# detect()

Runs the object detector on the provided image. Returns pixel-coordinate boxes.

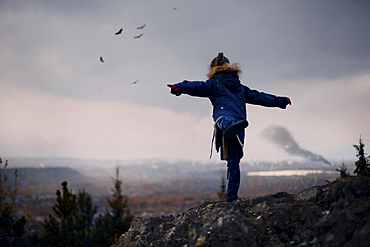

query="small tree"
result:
[76,189,97,242]
[217,177,227,200]
[336,163,350,178]
[0,157,31,239]
[92,166,133,246]
[43,181,78,246]
[43,181,97,247]
[108,167,134,237]
[353,136,370,177]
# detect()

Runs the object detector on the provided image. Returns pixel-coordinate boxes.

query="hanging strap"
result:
[209,116,224,159]
[209,129,215,159]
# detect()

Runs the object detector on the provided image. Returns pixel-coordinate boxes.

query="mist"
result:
[259,125,331,165]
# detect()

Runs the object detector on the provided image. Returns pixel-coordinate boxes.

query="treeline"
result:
[0,162,133,247]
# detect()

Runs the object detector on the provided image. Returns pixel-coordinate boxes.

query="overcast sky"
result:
[1,0,369,164]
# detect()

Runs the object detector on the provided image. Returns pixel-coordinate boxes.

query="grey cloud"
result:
[237,1,370,83]
[1,0,370,117]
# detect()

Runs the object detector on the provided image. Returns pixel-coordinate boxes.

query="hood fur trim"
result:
[207,63,241,79]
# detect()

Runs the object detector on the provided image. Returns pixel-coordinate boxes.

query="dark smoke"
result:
[259,125,331,165]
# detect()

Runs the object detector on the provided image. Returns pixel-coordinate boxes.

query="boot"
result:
[224,119,248,140]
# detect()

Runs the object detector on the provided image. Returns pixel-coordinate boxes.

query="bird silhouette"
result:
[131,80,139,85]
[137,24,146,29]
[100,56,104,63]
[134,33,143,39]
[172,7,178,10]
[115,28,123,35]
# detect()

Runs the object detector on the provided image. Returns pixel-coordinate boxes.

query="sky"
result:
[1,0,370,164]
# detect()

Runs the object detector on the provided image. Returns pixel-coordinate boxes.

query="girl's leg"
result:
[216,116,248,140]
[225,138,243,202]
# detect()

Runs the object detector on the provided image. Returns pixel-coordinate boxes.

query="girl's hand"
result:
[167,84,180,94]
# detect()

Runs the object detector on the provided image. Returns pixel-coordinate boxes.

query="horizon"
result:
[4,155,356,168]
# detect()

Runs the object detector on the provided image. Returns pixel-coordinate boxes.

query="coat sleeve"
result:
[243,85,289,109]
[174,80,214,97]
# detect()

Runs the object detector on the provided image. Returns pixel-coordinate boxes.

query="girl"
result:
[168,53,291,202]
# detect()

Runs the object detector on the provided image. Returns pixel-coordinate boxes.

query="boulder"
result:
[113,176,370,247]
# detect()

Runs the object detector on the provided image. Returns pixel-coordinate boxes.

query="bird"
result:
[137,24,146,29]
[134,33,143,39]
[100,56,104,63]
[131,80,139,85]
[115,28,123,35]
[172,7,178,10]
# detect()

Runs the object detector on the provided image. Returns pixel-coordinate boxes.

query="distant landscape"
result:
[3,157,354,232]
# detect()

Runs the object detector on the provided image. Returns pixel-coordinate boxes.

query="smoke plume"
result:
[259,125,331,165]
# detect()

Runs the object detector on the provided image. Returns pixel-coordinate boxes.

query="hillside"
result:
[2,167,110,196]
[114,176,370,247]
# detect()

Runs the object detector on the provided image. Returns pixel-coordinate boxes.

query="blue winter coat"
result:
[174,64,289,123]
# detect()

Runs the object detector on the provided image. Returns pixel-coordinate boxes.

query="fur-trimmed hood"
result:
[207,63,241,79]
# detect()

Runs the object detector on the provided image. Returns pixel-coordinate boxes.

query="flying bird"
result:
[137,24,146,29]
[100,56,104,63]
[131,80,139,85]
[115,28,123,35]
[134,33,143,39]
[172,7,178,10]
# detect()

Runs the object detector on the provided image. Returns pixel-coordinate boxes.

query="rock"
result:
[112,176,370,247]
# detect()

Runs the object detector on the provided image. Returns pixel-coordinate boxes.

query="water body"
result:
[247,170,337,177]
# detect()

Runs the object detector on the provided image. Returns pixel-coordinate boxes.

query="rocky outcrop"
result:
[113,176,370,247]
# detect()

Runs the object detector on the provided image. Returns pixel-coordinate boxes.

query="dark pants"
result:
[216,116,243,202]
[225,137,243,202]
